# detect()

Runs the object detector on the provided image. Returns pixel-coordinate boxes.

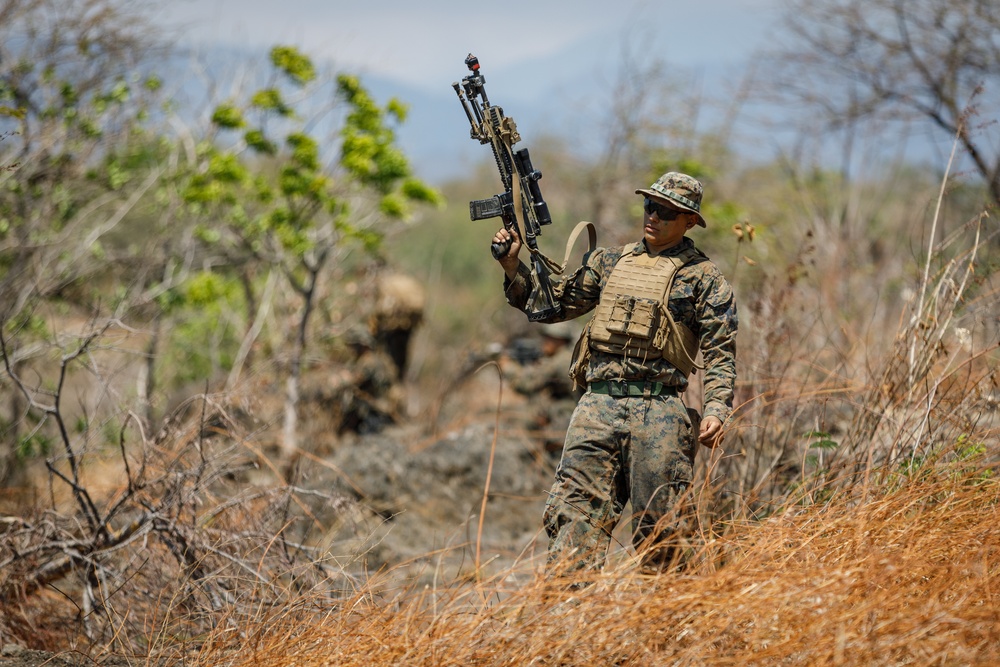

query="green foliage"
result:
[212,103,246,129]
[954,434,986,461]
[337,74,413,198]
[951,434,993,484]
[17,432,52,459]
[159,272,245,388]
[87,128,171,190]
[386,98,409,123]
[0,36,167,303]
[888,434,993,488]
[0,105,26,120]
[379,193,405,218]
[245,129,277,155]
[3,310,49,341]
[165,45,436,407]
[166,309,240,388]
[803,430,839,450]
[401,178,444,205]
[250,89,292,116]
[270,46,316,86]
[185,271,232,306]
[286,133,320,170]
[93,79,130,111]
[703,200,745,231]
[801,431,839,475]
[186,44,440,274]
[208,153,249,184]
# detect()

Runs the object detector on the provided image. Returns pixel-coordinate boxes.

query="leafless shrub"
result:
[0,316,365,655]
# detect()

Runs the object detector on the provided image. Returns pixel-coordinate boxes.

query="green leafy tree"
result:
[184,45,439,456]
[0,0,166,309]
[0,0,167,479]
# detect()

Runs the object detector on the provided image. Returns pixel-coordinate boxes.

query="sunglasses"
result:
[643,198,685,221]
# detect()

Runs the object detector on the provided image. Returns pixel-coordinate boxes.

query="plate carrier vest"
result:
[587,242,703,377]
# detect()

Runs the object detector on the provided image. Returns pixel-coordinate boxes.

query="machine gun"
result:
[452,54,562,322]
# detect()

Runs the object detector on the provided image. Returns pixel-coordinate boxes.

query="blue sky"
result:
[155,1,788,181]
[158,0,783,94]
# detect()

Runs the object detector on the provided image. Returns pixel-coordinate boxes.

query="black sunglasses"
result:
[643,198,684,221]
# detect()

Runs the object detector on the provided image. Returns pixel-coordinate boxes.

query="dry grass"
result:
[161,165,1000,666]
[179,459,999,666]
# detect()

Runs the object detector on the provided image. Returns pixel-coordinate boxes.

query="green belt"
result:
[588,380,676,398]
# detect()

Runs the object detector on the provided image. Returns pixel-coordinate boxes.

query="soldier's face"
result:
[643,197,696,251]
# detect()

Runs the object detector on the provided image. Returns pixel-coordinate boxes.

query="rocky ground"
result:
[305,417,558,587]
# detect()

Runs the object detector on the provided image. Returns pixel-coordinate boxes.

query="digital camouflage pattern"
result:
[504,237,737,423]
[543,390,697,572]
[635,172,707,227]
[503,235,737,571]
[335,340,401,435]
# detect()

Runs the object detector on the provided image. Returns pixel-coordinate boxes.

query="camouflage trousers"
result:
[542,390,697,574]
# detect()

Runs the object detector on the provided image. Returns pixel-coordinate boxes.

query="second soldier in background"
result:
[501,322,583,458]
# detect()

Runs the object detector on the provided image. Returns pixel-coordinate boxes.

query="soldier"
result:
[501,322,582,457]
[493,171,738,574]
[369,272,426,380]
[333,326,401,435]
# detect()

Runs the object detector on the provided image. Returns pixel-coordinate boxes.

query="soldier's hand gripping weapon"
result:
[452,54,562,322]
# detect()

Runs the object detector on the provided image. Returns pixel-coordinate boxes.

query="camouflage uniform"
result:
[501,173,738,573]
[369,272,426,380]
[336,328,401,435]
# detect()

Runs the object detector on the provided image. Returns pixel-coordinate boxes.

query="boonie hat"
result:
[635,171,707,227]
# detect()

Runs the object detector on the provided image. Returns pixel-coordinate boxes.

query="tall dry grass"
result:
[129,160,998,666]
[178,457,998,666]
[167,138,1000,666]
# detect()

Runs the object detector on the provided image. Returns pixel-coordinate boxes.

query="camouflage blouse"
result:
[503,237,738,422]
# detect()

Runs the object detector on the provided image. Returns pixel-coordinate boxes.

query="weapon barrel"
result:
[452,82,477,129]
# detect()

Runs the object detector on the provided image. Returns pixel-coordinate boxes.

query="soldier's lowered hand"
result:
[699,415,723,448]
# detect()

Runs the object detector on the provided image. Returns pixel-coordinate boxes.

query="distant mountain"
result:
[160,37,948,189]
[366,43,752,184]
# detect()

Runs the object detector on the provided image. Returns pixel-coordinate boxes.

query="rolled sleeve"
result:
[503,261,534,310]
[697,273,738,423]
[504,249,608,323]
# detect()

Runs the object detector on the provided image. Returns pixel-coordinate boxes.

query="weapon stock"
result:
[453,53,561,322]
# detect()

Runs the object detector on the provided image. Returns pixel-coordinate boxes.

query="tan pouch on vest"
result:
[568,319,593,392]
[663,317,700,377]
